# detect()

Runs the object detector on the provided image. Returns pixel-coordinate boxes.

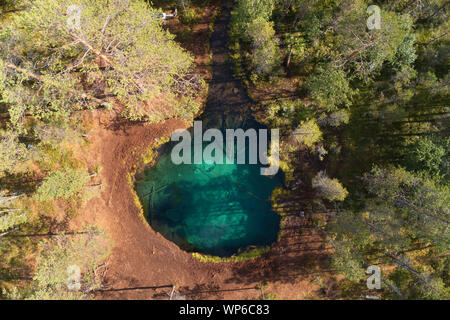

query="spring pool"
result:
[135,132,282,257]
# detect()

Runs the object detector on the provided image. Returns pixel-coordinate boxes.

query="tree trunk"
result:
[2,62,110,108]
[0,227,19,237]
[0,194,25,205]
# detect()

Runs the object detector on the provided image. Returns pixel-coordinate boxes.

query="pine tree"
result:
[34,168,90,201]
[305,66,354,111]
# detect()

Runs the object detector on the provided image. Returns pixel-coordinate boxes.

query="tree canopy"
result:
[0,0,203,132]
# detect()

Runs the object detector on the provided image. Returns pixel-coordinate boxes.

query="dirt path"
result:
[200,0,261,132]
[73,0,333,300]
[204,1,250,112]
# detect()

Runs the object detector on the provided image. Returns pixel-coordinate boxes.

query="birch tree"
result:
[0,0,203,132]
[0,192,28,235]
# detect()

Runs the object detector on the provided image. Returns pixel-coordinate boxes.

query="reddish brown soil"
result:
[74,116,334,299]
[70,1,335,300]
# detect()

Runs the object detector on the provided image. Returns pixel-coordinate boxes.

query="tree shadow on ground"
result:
[176,283,259,300]
[224,214,335,286]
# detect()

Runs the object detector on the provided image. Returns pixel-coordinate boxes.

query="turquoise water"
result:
[136,134,282,257]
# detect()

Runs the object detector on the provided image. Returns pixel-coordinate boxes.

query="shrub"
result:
[291,119,322,148]
[312,171,348,201]
[35,168,90,201]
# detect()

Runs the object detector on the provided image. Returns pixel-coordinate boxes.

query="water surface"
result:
[136,138,282,257]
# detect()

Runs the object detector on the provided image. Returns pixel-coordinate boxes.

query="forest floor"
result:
[71,0,337,300]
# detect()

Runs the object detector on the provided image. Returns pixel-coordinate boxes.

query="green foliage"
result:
[388,268,449,300]
[330,240,366,281]
[312,171,348,202]
[264,99,305,128]
[0,209,28,233]
[35,145,82,173]
[363,166,449,250]
[329,166,449,299]
[177,27,193,43]
[231,0,279,80]
[292,119,322,148]
[234,0,274,35]
[29,229,111,300]
[229,0,449,299]
[34,168,90,201]
[246,17,280,78]
[0,0,22,16]
[392,34,417,70]
[0,131,28,173]
[405,136,449,179]
[192,245,270,262]
[285,32,307,66]
[0,0,202,130]
[317,110,350,127]
[0,192,29,233]
[34,121,84,147]
[179,7,201,26]
[305,67,354,111]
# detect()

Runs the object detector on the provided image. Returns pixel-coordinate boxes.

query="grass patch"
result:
[36,145,83,173]
[176,27,193,43]
[141,136,170,165]
[192,246,270,263]
[179,7,202,26]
